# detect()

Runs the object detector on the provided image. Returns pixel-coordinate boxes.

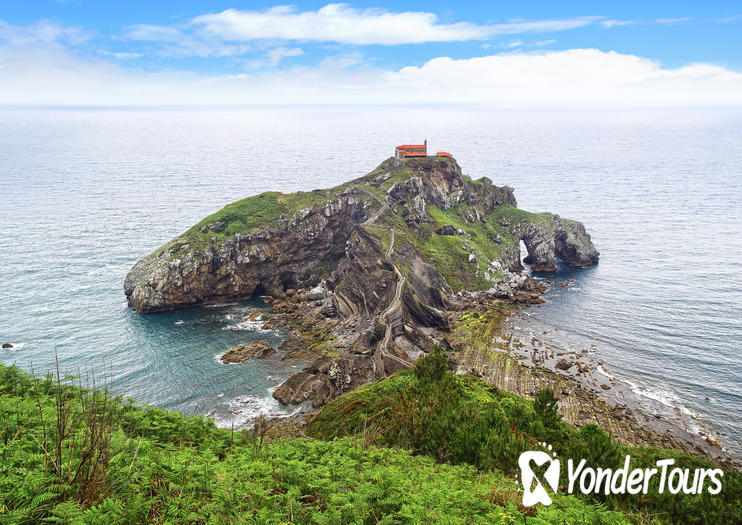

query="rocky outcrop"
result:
[435,225,462,236]
[126,155,599,407]
[553,218,601,268]
[515,214,599,272]
[221,342,275,363]
[125,190,374,313]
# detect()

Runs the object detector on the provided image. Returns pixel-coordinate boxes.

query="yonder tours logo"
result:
[518,443,724,507]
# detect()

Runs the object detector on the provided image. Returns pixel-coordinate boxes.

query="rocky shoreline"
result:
[496,304,739,469]
[248,282,738,470]
[475,318,738,470]
[220,341,275,363]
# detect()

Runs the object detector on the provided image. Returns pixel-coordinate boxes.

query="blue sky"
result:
[1,1,741,106]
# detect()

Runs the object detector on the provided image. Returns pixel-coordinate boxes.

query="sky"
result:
[1,1,742,107]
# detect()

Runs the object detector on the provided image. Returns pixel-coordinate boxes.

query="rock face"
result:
[516,215,600,272]
[126,156,599,407]
[124,190,372,313]
[221,342,275,363]
[435,225,462,236]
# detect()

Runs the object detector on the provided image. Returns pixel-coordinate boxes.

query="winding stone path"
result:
[356,189,412,369]
[378,227,412,368]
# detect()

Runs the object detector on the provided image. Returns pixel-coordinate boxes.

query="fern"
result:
[0,361,739,524]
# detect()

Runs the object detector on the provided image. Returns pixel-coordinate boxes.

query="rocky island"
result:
[125,156,599,407]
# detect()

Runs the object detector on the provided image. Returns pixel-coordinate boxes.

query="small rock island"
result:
[125,151,598,407]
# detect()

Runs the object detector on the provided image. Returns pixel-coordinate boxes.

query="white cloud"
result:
[318,52,364,69]
[99,50,143,60]
[716,14,742,23]
[601,17,693,29]
[249,46,304,68]
[1,38,740,108]
[485,17,601,37]
[383,50,742,106]
[487,39,556,50]
[655,17,692,25]
[266,46,304,66]
[189,5,600,45]
[119,6,604,57]
[123,23,252,58]
[601,19,637,28]
[156,40,252,58]
[117,6,698,58]
[124,24,182,43]
[0,19,91,47]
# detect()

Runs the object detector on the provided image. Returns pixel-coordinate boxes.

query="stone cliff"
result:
[125,156,599,406]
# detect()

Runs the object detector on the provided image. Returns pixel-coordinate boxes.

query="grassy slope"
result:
[384,200,523,292]
[158,188,349,255]
[0,363,629,524]
[157,158,408,257]
[341,159,533,292]
[308,352,742,524]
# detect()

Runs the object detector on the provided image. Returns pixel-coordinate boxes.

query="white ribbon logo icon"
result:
[519,450,560,506]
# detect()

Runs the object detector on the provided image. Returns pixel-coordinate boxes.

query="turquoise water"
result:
[1,107,740,453]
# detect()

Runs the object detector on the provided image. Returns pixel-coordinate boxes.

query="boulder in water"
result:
[221,342,275,363]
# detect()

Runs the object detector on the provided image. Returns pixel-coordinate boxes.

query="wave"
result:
[210,390,302,429]
[221,319,265,332]
[617,376,703,435]
[204,302,239,308]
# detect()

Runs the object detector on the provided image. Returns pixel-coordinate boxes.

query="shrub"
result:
[534,388,561,429]
[570,424,623,470]
[413,345,449,382]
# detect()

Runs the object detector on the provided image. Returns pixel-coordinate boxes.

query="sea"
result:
[1,107,740,455]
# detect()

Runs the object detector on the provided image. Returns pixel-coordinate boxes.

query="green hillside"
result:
[1,362,633,524]
[308,349,742,524]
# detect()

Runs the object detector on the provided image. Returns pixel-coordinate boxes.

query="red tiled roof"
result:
[396,145,426,149]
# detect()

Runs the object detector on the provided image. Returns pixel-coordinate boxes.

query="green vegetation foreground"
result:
[1,355,739,523]
[2,362,630,524]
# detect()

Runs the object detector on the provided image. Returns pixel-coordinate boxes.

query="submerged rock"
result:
[246,311,262,321]
[262,316,286,330]
[221,342,275,364]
